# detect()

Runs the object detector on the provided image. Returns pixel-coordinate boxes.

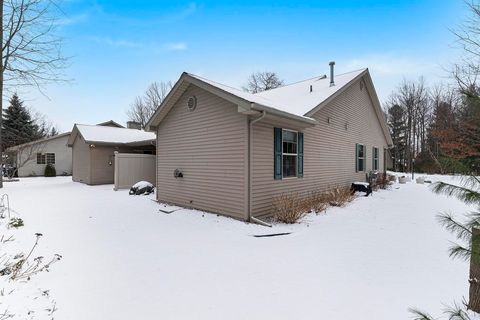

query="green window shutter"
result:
[355,143,359,172]
[274,127,282,180]
[298,132,304,178]
[372,146,375,170]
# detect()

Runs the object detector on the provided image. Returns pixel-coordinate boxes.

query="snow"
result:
[255,69,366,116]
[131,181,154,189]
[353,181,370,186]
[187,73,316,122]
[187,69,365,122]
[0,175,474,319]
[74,124,156,144]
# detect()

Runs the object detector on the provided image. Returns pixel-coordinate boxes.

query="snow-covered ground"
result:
[0,175,474,319]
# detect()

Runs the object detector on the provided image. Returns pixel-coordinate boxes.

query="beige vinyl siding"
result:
[72,135,91,184]
[252,76,389,218]
[71,135,155,186]
[16,134,72,177]
[114,153,156,190]
[90,146,117,185]
[156,84,248,220]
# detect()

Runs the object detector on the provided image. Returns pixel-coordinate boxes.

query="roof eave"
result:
[303,68,393,146]
[7,131,71,151]
[84,139,156,147]
[146,72,254,131]
[252,103,317,126]
[145,73,188,132]
[362,71,394,146]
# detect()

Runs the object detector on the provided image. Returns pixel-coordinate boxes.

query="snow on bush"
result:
[132,181,153,189]
[129,181,154,195]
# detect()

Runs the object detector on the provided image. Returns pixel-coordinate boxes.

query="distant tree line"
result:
[384,79,480,175]
[385,2,480,176]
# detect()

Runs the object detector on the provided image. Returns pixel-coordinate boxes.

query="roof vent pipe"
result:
[329,61,335,87]
[309,85,313,92]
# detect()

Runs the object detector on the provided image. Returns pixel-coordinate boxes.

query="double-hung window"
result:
[356,144,366,172]
[37,153,45,164]
[36,153,55,165]
[274,128,304,180]
[282,130,298,178]
[46,153,55,165]
[372,147,379,171]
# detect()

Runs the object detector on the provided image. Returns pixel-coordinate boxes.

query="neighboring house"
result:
[145,64,393,222]
[96,120,125,128]
[67,122,156,185]
[5,132,72,177]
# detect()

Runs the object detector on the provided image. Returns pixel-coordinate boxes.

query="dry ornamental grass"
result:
[273,186,355,223]
[324,186,355,207]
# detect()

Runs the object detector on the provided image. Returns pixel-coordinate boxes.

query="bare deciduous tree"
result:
[4,140,46,178]
[3,0,67,90]
[0,0,68,187]
[450,1,480,99]
[385,78,429,171]
[126,81,173,129]
[243,71,284,93]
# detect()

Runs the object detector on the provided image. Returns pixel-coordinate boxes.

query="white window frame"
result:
[36,153,45,164]
[282,129,298,179]
[46,153,55,165]
[37,153,55,165]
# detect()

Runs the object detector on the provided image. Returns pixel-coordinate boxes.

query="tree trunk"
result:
[0,0,4,189]
[469,228,480,312]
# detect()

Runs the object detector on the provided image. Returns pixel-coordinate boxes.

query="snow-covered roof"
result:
[187,73,316,122]
[6,132,71,152]
[185,69,367,121]
[146,68,392,145]
[255,69,366,117]
[70,124,155,145]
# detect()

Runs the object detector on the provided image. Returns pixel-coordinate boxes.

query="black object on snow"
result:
[350,183,372,196]
[129,183,155,195]
[253,232,291,238]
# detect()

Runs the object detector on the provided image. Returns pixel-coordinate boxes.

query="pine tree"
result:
[49,127,59,137]
[1,93,41,150]
[409,176,480,319]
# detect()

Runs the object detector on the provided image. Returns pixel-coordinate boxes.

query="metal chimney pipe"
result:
[329,61,335,87]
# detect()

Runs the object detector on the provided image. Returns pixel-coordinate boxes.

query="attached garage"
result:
[67,123,156,185]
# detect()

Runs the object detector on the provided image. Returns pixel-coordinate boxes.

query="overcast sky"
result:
[15,0,467,132]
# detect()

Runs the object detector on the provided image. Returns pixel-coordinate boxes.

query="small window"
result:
[282,130,298,178]
[373,147,379,171]
[356,144,366,172]
[46,153,55,164]
[36,153,45,164]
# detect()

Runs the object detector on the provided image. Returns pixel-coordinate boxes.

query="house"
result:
[145,63,393,222]
[96,120,125,128]
[5,132,72,177]
[67,122,156,185]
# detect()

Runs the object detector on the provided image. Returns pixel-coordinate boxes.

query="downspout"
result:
[248,109,272,227]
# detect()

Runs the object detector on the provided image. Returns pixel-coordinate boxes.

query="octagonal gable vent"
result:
[187,96,197,111]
